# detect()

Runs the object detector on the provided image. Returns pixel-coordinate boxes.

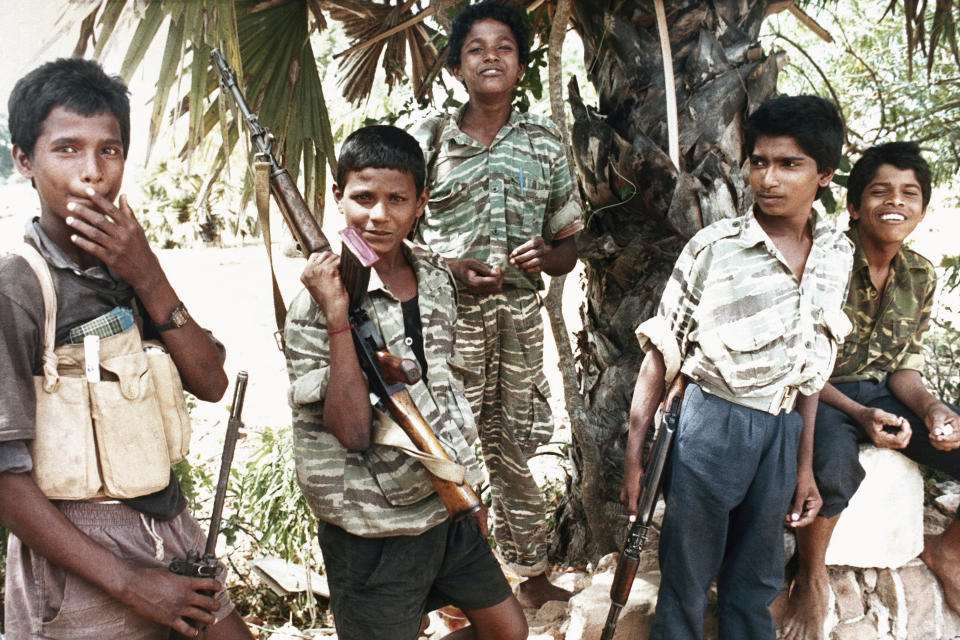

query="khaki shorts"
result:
[4,501,234,639]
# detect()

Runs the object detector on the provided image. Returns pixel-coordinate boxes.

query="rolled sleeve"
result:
[0,440,32,474]
[636,316,682,385]
[284,290,332,413]
[542,153,583,244]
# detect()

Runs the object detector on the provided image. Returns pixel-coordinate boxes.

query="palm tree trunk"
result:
[554,0,784,561]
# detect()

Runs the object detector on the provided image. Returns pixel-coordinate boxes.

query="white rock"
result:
[825,446,924,569]
[565,570,659,640]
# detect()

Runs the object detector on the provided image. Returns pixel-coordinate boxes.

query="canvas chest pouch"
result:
[15,244,191,500]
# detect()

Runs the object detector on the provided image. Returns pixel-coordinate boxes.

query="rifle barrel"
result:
[204,371,247,557]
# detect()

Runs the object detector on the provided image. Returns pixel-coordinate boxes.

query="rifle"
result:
[210,50,482,519]
[600,375,686,640]
[169,370,248,633]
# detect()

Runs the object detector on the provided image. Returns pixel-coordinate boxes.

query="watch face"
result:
[172,306,189,327]
[158,304,190,330]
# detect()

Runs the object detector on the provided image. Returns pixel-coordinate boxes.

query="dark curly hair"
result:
[446,1,530,70]
[8,57,130,159]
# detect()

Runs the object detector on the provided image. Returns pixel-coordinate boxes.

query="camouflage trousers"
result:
[456,289,554,576]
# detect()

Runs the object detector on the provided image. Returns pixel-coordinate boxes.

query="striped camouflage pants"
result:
[456,289,554,576]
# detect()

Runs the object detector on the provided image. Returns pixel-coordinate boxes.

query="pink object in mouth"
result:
[339,227,379,267]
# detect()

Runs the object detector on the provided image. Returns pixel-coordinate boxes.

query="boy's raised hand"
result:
[65,188,165,292]
[302,251,350,327]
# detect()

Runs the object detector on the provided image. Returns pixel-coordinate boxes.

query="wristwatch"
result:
[156,304,190,331]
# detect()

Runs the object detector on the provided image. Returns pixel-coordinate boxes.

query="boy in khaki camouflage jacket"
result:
[283,125,526,640]
[781,142,960,640]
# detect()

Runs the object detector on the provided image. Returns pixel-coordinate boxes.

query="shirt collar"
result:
[365,241,440,298]
[739,207,835,250]
[847,224,913,290]
[442,103,519,152]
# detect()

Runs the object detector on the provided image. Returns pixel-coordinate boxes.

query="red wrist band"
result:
[326,324,354,335]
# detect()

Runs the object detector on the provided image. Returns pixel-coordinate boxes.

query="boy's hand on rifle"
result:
[65,189,165,292]
[119,566,221,636]
[447,257,503,294]
[302,251,350,326]
[619,460,645,522]
[785,469,822,528]
[857,406,911,449]
[508,236,547,274]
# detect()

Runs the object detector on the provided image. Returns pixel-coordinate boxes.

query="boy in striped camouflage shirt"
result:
[284,125,526,640]
[412,1,582,607]
[621,95,854,640]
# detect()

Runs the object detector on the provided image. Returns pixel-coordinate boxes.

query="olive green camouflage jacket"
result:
[830,225,937,383]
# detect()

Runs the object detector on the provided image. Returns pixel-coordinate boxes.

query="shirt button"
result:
[405,336,414,346]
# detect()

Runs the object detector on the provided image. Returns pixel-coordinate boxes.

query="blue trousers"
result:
[650,383,803,640]
[814,378,960,518]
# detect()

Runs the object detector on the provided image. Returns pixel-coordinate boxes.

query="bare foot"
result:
[769,586,789,628]
[515,573,573,609]
[780,569,830,640]
[920,532,960,614]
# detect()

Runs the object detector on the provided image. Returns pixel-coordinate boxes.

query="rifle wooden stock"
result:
[269,168,331,257]
[600,375,687,640]
[375,350,422,385]
[386,389,483,516]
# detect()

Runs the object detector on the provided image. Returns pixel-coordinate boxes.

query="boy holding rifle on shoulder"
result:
[284,125,526,640]
[620,95,853,640]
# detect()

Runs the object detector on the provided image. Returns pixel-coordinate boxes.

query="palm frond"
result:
[882,0,960,75]
[65,0,335,221]
[327,0,440,105]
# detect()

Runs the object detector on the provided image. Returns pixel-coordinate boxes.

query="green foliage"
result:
[137,160,240,248]
[922,310,960,406]
[940,255,960,293]
[763,1,960,196]
[173,457,215,512]
[225,426,316,563]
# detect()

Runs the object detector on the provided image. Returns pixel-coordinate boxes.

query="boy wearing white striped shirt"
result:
[621,95,854,640]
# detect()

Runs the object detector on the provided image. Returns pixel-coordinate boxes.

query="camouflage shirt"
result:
[830,225,936,383]
[284,243,484,537]
[411,106,583,291]
[637,209,853,400]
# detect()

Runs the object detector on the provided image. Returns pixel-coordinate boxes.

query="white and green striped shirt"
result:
[637,210,853,401]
